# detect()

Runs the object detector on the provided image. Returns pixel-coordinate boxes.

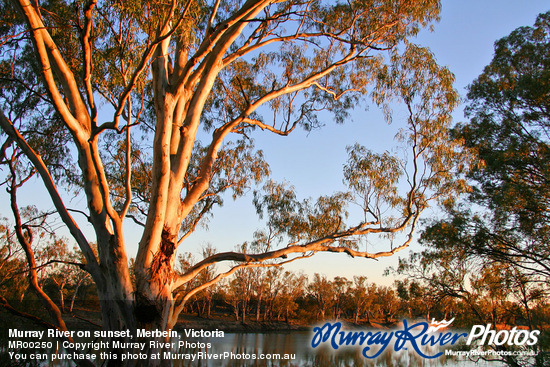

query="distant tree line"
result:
[4,222,546,331]
[180,267,549,330]
[0,216,96,317]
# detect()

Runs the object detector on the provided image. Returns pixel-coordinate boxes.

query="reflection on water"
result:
[175,331,502,367]
[1,331,507,367]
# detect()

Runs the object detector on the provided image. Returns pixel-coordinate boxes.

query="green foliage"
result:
[344,144,403,219]
[462,11,550,240]
[423,11,550,279]
[253,180,352,243]
[393,13,550,357]
[371,44,468,206]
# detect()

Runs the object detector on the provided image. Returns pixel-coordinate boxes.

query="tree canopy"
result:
[394,11,550,365]
[421,11,550,279]
[0,0,466,365]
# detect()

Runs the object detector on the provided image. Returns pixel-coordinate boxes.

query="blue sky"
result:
[185,0,550,283]
[4,1,549,284]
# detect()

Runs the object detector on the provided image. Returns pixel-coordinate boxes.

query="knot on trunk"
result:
[160,229,175,258]
[150,228,176,279]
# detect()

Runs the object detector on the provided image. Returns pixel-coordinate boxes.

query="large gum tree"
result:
[0,0,466,365]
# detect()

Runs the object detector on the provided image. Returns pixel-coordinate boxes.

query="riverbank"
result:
[173,314,399,333]
[175,314,309,333]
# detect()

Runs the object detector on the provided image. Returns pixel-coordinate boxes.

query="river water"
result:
[174,331,505,367]
[2,330,510,366]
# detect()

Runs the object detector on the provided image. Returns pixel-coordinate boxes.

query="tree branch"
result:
[180,47,360,216]
[174,213,418,290]
[81,0,98,127]
[0,110,99,276]
[14,0,90,137]
[12,259,87,276]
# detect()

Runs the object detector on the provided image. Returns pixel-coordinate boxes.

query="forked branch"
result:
[0,110,99,277]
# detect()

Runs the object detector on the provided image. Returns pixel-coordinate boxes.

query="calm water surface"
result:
[1,331,508,366]
[175,331,504,367]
